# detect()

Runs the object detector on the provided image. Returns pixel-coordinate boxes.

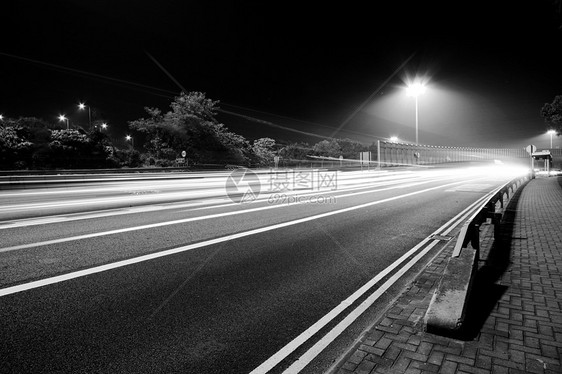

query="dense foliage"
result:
[541,95,562,135]
[0,117,116,170]
[1,92,374,170]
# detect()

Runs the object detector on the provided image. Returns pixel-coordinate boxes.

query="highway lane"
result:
[0,169,430,220]
[0,165,527,373]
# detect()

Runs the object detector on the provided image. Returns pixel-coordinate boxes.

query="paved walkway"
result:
[331,177,562,374]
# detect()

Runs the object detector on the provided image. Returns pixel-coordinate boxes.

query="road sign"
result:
[525,145,537,155]
[176,157,186,164]
[181,150,187,157]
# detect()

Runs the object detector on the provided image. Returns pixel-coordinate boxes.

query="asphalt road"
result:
[0,165,527,373]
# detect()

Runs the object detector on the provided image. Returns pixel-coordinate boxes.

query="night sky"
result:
[2,1,562,148]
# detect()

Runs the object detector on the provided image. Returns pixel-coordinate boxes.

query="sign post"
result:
[526,145,536,179]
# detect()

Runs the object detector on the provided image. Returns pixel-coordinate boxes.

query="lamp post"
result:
[406,81,426,144]
[125,135,134,149]
[78,102,92,129]
[58,114,69,129]
[547,129,556,148]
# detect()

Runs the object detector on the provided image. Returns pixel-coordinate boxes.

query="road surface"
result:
[0,165,527,373]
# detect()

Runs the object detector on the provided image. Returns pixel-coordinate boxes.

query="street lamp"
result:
[406,81,426,144]
[547,129,556,148]
[78,102,92,128]
[125,135,134,149]
[389,136,399,143]
[58,114,69,129]
[101,122,108,130]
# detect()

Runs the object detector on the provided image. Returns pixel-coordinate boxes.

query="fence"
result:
[375,141,530,167]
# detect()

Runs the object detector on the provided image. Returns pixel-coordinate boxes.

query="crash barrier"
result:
[424,174,529,334]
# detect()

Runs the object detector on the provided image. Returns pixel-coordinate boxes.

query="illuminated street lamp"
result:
[406,81,426,144]
[125,135,134,149]
[389,136,399,143]
[101,122,108,130]
[78,102,92,128]
[547,129,556,148]
[58,114,69,129]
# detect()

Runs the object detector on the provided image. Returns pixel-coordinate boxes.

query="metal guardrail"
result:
[424,173,530,334]
[450,174,529,259]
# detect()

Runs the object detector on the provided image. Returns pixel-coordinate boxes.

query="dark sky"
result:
[2,1,562,148]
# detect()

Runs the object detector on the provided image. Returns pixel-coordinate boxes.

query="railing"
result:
[451,174,529,259]
[424,173,530,334]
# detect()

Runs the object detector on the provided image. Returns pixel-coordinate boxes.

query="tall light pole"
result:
[78,102,91,129]
[406,81,426,144]
[547,129,556,148]
[58,114,69,129]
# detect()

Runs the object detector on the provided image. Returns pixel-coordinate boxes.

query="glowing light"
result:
[406,82,426,97]
[101,123,108,129]
[389,136,398,143]
[547,129,556,148]
[58,114,67,121]
[78,103,86,110]
[125,135,132,141]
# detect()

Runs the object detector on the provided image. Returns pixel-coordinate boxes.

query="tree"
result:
[252,137,276,166]
[313,139,341,158]
[129,92,250,165]
[541,95,562,135]
[335,138,367,159]
[279,142,313,160]
[0,125,33,169]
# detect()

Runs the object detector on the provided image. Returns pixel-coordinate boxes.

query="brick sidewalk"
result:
[330,177,562,374]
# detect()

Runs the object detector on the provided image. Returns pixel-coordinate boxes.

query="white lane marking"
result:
[249,192,492,374]
[0,178,475,297]
[0,176,461,253]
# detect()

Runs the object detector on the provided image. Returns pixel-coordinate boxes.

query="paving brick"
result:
[432,344,462,356]
[402,351,428,363]
[359,344,385,356]
[417,341,433,356]
[475,354,491,370]
[347,350,368,364]
[383,345,401,361]
[374,337,393,350]
[354,360,375,374]
[457,364,490,374]
[427,351,444,366]
[392,356,411,372]
[392,342,418,352]
[439,360,457,374]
